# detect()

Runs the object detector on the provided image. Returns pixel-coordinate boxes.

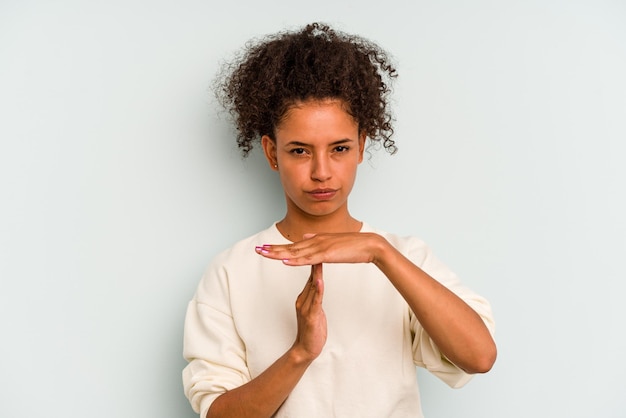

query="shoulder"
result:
[364,223,431,266]
[365,223,469,294]
[193,223,284,301]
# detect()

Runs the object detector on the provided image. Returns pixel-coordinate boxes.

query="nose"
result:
[311,153,331,182]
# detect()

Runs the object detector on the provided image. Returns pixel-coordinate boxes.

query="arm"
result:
[207,264,326,418]
[257,233,496,375]
[372,237,496,374]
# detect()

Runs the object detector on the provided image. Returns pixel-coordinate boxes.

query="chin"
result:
[300,205,342,218]
[288,196,347,218]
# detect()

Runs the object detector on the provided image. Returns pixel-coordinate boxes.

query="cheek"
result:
[278,169,301,192]
[343,159,360,178]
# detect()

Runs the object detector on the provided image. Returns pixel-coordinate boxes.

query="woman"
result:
[183,22,496,418]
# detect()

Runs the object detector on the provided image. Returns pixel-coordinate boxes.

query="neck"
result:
[276,207,362,242]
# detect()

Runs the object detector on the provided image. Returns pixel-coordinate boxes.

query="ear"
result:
[357,131,366,163]
[261,135,279,171]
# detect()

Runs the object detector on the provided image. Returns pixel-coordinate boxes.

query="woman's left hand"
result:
[255,232,386,266]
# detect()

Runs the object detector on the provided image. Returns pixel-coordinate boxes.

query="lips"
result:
[307,188,337,200]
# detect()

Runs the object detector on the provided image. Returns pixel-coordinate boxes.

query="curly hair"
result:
[214,22,398,157]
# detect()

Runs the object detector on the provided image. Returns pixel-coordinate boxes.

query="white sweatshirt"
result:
[183,222,495,418]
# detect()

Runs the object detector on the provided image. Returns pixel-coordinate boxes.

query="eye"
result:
[334,145,350,153]
[290,148,307,155]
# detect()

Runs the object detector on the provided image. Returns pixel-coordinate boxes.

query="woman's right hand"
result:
[291,263,327,363]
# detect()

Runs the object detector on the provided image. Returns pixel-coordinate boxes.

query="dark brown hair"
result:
[215,22,398,156]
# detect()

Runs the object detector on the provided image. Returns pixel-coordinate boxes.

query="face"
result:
[262,99,365,220]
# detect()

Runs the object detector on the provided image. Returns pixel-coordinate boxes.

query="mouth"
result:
[307,188,337,200]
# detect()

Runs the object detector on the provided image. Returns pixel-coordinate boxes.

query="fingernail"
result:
[282,259,290,264]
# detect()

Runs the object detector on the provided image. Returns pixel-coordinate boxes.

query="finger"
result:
[299,265,320,313]
[282,241,322,265]
[257,234,319,255]
[311,263,322,282]
[297,265,316,305]
[300,264,323,313]
[255,243,310,261]
[310,264,324,307]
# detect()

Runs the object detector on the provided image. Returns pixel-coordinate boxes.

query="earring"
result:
[274,164,278,168]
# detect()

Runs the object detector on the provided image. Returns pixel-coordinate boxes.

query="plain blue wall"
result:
[1,1,625,417]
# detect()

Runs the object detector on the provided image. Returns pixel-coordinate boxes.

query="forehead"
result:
[275,99,359,141]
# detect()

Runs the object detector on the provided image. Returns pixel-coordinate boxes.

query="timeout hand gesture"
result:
[253,232,386,363]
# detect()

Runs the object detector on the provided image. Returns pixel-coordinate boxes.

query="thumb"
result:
[311,263,323,282]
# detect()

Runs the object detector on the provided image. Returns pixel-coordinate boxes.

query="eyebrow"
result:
[285,138,354,147]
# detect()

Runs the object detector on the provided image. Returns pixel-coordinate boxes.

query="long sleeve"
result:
[400,235,496,388]
[182,256,252,418]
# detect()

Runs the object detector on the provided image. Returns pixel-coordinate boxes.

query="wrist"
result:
[370,233,392,267]
[287,345,317,367]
